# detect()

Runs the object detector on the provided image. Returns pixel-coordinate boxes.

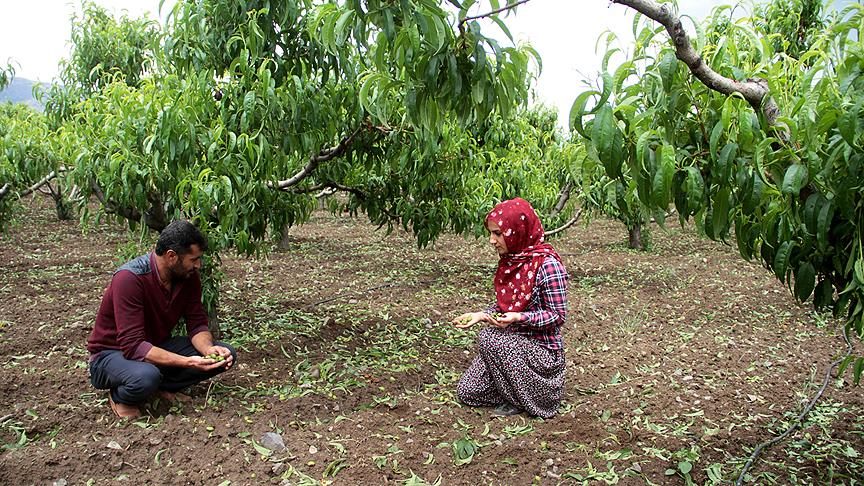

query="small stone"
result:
[309,445,318,454]
[260,432,286,453]
[279,480,293,486]
[271,462,286,476]
[545,458,554,467]
[308,367,320,379]
[106,440,122,450]
[52,480,68,486]
[631,463,642,473]
[149,437,162,446]
[348,299,358,304]
[110,460,123,471]
[333,404,340,412]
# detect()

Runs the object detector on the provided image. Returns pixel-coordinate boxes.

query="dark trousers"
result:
[89,336,237,405]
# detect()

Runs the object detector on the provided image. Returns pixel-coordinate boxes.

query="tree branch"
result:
[21,168,67,198]
[460,0,534,26]
[544,208,583,238]
[271,125,364,191]
[315,187,337,199]
[90,180,136,220]
[549,181,573,219]
[611,0,782,128]
[90,180,167,231]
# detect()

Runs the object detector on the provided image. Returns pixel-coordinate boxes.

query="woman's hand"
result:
[451,312,488,329]
[489,312,522,328]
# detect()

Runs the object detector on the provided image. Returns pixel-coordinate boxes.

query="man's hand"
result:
[203,345,233,370]
[186,355,229,372]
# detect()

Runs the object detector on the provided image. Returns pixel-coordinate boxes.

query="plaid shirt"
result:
[486,256,568,350]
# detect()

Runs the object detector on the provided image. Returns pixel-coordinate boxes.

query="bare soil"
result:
[0,197,862,485]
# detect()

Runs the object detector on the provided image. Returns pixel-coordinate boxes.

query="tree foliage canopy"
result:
[573,0,864,336]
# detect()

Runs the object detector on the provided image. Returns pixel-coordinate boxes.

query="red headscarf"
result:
[486,197,562,312]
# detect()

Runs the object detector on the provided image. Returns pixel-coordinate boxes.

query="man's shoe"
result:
[108,394,142,418]
[155,390,193,404]
[491,403,522,417]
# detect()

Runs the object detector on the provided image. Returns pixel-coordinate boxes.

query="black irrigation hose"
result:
[735,321,854,485]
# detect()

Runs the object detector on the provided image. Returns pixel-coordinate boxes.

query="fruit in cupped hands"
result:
[489,312,505,320]
[205,353,225,362]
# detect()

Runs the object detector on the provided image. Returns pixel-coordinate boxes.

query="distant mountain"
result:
[0,77,47,111]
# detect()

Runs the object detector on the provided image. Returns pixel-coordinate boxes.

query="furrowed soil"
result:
[1,197,862,485]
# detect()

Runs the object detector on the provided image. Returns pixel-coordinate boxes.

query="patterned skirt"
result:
[456,327,565,419]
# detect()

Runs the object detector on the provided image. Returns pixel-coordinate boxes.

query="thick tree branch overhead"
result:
[20,167,67,198]
[610,0,781,127]
[272,125,365,191]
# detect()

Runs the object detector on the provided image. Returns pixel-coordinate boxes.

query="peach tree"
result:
[574,0,864,345]
[28,1,574,321]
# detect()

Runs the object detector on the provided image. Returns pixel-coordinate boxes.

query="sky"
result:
[0,0,853,125]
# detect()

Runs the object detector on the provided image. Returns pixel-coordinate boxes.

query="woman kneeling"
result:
[452,197,568,419]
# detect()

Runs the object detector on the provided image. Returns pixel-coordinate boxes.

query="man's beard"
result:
[169,261,192,282]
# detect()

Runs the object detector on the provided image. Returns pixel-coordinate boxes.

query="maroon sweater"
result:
[87,252,209,361]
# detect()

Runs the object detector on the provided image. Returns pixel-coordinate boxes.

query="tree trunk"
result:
[628,223,644,250]
[276,224,291,251]
[208,306,220,340]
[53,195,74,221]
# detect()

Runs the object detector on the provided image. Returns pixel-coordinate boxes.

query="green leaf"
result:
[453,436,478,466]
[716,142,738,183]
[592,104,623,179]
[651,143,675,208]
[813,279,834,310]
[781,164,808,195]
[711,187,730,240]
[684,167,705,212]
[773,240,794,281]
[816,200,834,252]
[838,104,859,146]
[657,50,678,92]
[736,217,754,260]
[251,440,272,457]
[794,262,816,302]
[678,461,692,475]
[854,357,864,386]
[334,9,355,47]
[855,259,864,287]
[709,120,723,158]
[838,354,855,377]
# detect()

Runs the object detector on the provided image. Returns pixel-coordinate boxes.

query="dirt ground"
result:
[0,197,862,485]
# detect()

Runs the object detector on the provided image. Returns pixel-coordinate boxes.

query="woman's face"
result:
[487,220,509,255]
